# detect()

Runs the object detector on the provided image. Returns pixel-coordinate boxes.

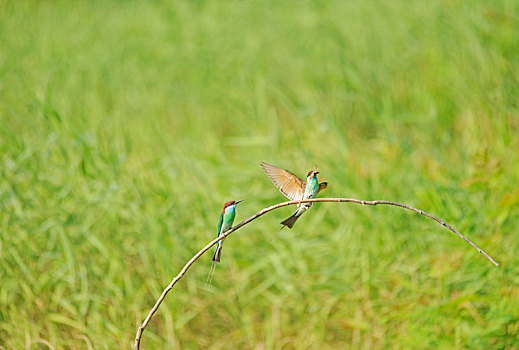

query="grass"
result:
[0,0,518,348]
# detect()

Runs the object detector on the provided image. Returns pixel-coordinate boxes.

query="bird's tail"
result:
[280,212,300,229]
[212,241,223,262]
[206,241,224,285]
[205,238,225,285]
[206,261,217,285]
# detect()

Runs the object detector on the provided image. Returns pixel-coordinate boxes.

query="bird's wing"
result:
[260,162,306,200]
[216,212,224,236]
[318,182,328,194]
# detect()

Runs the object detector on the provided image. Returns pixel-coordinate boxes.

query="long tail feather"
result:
[206,262,217,285]
[207,241,223,285]
[212,241,223,262]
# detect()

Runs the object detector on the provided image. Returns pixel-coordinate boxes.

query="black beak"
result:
[235,199,244,204]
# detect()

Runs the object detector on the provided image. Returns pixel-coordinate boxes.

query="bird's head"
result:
[223,199,244,213]
[307,166,319,180]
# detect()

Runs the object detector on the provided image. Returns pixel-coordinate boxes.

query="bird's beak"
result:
[235,199,244,204]
[314,171,319,175]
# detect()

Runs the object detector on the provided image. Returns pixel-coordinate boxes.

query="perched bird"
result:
[207,199,243,285]
[260,162,328,229]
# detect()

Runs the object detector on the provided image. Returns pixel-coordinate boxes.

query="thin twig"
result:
[135,197,499,349]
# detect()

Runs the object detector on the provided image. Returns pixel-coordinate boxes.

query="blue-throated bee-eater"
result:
[206,199,243,285]
[260,162,328,229]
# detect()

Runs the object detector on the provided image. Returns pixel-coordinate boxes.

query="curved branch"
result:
[135,197,499,349]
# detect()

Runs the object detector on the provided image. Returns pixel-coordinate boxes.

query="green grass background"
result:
[1,0,518,348]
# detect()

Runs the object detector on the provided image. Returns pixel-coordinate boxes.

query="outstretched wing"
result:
[260,161,306,200]
[318,182,328,194]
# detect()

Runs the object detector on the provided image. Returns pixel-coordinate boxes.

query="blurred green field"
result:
[1,0,518,348]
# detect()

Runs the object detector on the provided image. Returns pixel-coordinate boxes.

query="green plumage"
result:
[213,208,236,262]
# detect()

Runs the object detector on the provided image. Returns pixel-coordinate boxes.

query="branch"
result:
[135,197,499,349]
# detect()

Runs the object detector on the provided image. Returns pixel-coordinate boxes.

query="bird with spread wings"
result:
[260,161,328,228]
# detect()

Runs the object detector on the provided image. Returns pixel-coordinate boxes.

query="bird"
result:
[260,162,328,229]
[206,199,243,285]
